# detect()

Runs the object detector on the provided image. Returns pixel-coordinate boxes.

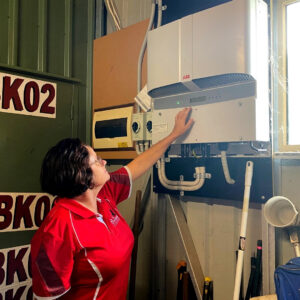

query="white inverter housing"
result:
[148,0,269,144]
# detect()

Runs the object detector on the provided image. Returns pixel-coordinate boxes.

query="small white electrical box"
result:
[131,113,145,141]
[132,112,153,141]
[145,112,152,141]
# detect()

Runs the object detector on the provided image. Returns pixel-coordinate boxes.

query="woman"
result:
[31,107,194,299]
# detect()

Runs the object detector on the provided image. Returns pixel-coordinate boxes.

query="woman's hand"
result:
[127,107,195,181]
[170,107,194,139]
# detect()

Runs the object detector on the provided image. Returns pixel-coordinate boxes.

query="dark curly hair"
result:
[40,138,94,198]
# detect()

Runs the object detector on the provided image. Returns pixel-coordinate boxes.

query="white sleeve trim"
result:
[124,166,132,199]
[33,288,70,300]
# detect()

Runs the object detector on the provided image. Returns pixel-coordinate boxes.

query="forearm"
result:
[126,133,177,181]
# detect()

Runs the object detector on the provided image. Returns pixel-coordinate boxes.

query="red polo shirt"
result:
[31,167,134,300]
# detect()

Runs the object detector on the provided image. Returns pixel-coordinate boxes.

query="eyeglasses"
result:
[90,157,105,167]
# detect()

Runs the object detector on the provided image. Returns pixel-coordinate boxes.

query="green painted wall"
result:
[0,0,94,249]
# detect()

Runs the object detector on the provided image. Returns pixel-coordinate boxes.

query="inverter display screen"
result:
[190,96,207,103]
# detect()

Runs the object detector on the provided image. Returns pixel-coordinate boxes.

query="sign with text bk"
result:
[0,193,56,232]
[0,245,32,300]
[0,72,57,118]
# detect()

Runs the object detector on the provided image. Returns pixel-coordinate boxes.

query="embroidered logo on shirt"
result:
[109,209,120,226]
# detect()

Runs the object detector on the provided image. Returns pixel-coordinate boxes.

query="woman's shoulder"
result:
[40,201,72,232]
[49,200,71,218]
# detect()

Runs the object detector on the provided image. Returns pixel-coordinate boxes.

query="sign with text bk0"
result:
[0,193,56,232]
[0,72,56,118]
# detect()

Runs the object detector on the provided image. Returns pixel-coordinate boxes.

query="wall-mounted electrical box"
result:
[132,112,153,141]
[152,81,262,144]
[132,113,146,141]
[145,112,153,141]
[148,0,269,145]
[93,105,134,150]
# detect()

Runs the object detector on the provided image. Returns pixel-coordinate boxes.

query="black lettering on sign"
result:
[0,285,32,300]
[34,196,51,227]
[0,252,5,285]
[0,246,31,292]
[2,77,24,111]
[13,196,35,229]
[40,83,55,114]
[24,82,40,113]
[0,193,55,231]
[0,196,13,230]
[6,248,28,285]
[5,285,26,300]
[0,72,56,118]
[26,286,33,300]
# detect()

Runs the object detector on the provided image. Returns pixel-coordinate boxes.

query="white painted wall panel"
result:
[276,162,300,265]
[165,201,187,300]
[186,198,262,300]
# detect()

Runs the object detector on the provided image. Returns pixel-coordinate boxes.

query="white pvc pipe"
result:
[158,158,205,186]
[157,0,162,28]
[233,161,254,300]
[157,159,207,191]
[221,150,235,184]
[158,171,206,191]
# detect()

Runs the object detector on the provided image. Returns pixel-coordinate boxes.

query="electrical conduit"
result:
[137,0,156,96]
[221,150,235,184]
[157,159,209,191]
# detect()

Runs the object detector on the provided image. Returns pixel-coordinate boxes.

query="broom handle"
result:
[233,161,254,300]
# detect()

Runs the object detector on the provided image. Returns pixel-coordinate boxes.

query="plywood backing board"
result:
[93,19,149,110]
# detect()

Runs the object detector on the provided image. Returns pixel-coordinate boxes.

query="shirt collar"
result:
[56,198,98,218]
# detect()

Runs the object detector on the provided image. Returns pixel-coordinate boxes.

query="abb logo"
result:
[183,74,190,80]
[0,72,57,118]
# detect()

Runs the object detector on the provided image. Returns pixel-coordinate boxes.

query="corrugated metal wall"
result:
[0,0,93,144]
[0,1,94,297]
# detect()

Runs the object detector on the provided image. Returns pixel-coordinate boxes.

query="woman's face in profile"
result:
[85,146,110,189]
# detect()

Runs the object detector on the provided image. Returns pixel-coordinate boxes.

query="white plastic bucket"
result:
[264,196,299,228]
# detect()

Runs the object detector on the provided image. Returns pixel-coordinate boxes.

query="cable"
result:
[109,0,121,29]
[137,0,156,96]
[220,151,235,184]
[104,0,121,30]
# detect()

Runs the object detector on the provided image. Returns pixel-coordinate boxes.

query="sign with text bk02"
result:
[0,72,56,118]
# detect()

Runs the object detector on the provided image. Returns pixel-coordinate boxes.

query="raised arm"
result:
[126,107,194,181]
